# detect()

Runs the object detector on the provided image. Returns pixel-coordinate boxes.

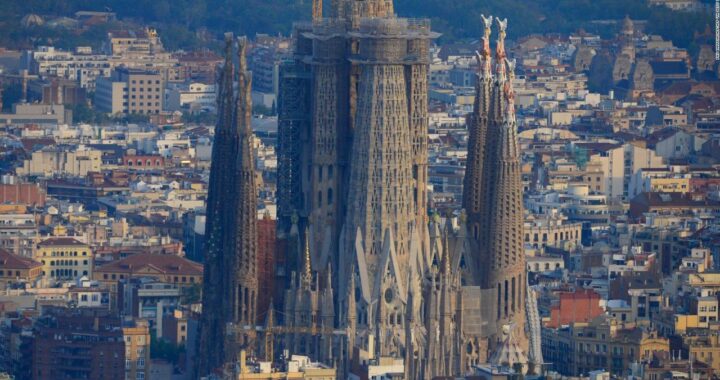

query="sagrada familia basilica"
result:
[198,1,543,378]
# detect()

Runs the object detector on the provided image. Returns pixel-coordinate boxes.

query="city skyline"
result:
[0,0,717,379]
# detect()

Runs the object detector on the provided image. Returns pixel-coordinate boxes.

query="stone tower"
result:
[276,0,435,350]
[276,3,534,378]
[197,34,259,376]
[455,16,529,368]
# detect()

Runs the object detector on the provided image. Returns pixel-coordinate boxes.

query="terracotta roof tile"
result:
[95,253,203,276]
[38,237,87,247]
[0,248,42,269]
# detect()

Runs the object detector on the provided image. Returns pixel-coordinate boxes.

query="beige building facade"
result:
[94,67,164,115]
[35,237,93,280]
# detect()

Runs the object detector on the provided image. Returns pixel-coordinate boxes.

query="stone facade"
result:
[197,35,259,376]
[275,3,537,379]
[453,15,530,368]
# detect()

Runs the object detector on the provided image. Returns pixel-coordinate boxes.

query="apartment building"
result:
[95,67,164,115]
[35,237,93,280]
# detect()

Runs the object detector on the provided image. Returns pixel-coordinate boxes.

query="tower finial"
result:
[326,262,333,290]
[302,227,313,288]
[313,0,323,22]
[495,18,508,60]
[236,35,254,147]
[442,216,452,276]
[480,14,493,57]
[494,18,508,80]
[476,15,494,77]
[504,58,517,123]
[237,36,248,75]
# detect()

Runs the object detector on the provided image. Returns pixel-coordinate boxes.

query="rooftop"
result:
[0,248,42,270]
[95,253,203,276]
[38,237,88,247]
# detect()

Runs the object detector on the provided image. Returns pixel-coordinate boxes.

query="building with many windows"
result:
[542,316,669,376]
[123,318,151,380]
[34,237,93,280]
[32,307,126,380]
[0,247,43,289]
[95,67,164,115]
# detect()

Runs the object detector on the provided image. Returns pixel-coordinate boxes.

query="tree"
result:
[180,283,202,304]
[181,111,216,126]
[71,103,112,124]
[121,113,150,124]
[150,331,186,364]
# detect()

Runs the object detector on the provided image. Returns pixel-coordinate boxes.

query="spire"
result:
[346,266,357,323]
[236,36,252,136]
[218,33,235,134]
[231,33,259,332]
[198,32,259,376]
[622,14,634,36]
[504,58,517,124]
[495,18,508,80]
[442,216,452,277]
[326,262,333,290]
[476,15,493,78]
[313,0,323,22]
[302,228,313,289]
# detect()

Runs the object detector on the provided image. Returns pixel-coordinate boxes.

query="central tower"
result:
[276,0,436,366]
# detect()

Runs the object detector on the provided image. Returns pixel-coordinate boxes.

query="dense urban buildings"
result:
[0,0,718,380]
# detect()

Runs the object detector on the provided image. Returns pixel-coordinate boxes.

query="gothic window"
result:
[384,288,394,304]
[511,277,516,313]
[497,284,501,319]
[317,191,322,207]
[327,188,333,205]
[504,279,509,317]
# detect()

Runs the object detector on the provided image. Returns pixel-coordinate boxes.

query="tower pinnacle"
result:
[313,0,323,21]
[302,228,313,289]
